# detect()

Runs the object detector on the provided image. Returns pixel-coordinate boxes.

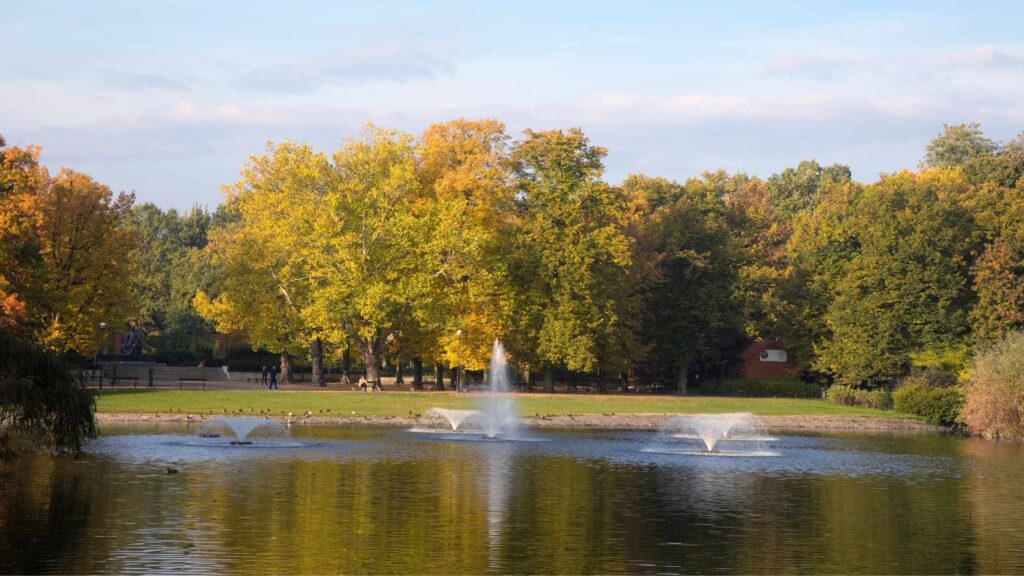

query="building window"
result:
[759,349,787,362]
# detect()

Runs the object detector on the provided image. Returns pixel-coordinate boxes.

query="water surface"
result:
[1,424,1022,574]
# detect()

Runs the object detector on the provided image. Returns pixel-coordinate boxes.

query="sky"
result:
[3,0,1024,210]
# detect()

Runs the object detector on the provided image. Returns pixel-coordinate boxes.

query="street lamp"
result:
[455,329,463,392]
[98,322,108,388]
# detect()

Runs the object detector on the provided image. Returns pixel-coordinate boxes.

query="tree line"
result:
[3,121,1023,393]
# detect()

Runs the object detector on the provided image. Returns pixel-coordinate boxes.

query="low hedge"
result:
[702,379,823,398]
[826,385,893,410]
[893,381,963,427]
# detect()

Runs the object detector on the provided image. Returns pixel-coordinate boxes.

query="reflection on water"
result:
[0,425,1022,574]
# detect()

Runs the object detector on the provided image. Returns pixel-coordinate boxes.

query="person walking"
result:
[269,365,278,390]
[261,365,268,387]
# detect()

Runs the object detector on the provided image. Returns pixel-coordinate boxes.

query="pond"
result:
[1,423,1023,574]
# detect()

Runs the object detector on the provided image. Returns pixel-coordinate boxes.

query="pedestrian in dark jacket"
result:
[269,365,278,389]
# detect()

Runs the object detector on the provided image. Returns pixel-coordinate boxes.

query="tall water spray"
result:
[477,339,518,438]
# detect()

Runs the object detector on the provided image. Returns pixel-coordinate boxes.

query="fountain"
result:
[416,340,520,439]
[195,417,290,445]
[424,408,480,432]
[476,340,519,439]
[646,413,778,456]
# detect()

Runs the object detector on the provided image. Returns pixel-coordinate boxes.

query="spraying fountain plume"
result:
[195,417,289,445]
[646,413,778,456]
[425,408,480,432]
[476,340,519,439]
[416,340,519,439]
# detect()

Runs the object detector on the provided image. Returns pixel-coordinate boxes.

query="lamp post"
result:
[455,329,463,392]
[98,322,107,388]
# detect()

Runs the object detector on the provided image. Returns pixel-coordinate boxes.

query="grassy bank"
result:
[94,389,908,418]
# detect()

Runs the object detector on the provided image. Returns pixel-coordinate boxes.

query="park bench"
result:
[179,377,207,390]
[111,376,139,388]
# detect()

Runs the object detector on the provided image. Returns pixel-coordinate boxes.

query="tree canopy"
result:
[5,120,1024,394]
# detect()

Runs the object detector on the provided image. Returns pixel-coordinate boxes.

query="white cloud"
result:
[235,44,455,93]
[103,70,188,92]
[942,44,1024,70]
[579,91,930,125]
[763,53,861,81]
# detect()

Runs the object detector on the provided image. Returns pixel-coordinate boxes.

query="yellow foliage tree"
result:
[195,142,331,383]
[415,119,517,379]
[300,125,426,385]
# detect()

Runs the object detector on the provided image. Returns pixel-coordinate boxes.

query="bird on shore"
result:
[166,468,179,475]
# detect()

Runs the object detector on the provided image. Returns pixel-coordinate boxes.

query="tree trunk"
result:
[543,366,554,394]
[394,360,404,388]
[434,363,445,391]
[342,347,351,381]
[280,352,293,384]
[412,357,423,390]
[311,338,325,387]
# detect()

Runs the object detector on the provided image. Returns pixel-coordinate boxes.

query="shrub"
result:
[962,332,1024,438]
[826,385,893,410]
[893,380,964,426]
[702,379,822,398]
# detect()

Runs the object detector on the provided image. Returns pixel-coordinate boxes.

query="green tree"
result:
[632,172,741,389]
[510,128,633,389]
[766,160,851,216]
[814,170,977,385]
[128,203,217,355]
[923,122,999,168]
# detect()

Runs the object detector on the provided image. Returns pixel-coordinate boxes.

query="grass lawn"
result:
[93,389,907,418]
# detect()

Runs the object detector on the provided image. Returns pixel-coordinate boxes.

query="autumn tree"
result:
[195,142,331,384]
[0,138,47,330]
[300,126,424,386]
[970,237,1024,342]
[414,119,517,385]
[26,170,137,352]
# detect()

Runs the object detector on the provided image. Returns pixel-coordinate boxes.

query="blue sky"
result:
[3,0,1024,210]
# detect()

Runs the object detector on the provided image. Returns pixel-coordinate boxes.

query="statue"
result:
[120,325,143,356]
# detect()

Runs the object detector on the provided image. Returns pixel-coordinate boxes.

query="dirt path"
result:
[96,412,945,432]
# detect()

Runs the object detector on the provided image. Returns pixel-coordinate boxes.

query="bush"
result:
[702,379,822,398]
[893,380,964,426]
[0,330,96,454]
[962,332,1024,438]
[826,385,893,410]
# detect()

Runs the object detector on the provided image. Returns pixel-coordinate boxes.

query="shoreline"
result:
[95,412,946,432]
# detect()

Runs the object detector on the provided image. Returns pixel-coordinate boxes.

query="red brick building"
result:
[724,339,798,379]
